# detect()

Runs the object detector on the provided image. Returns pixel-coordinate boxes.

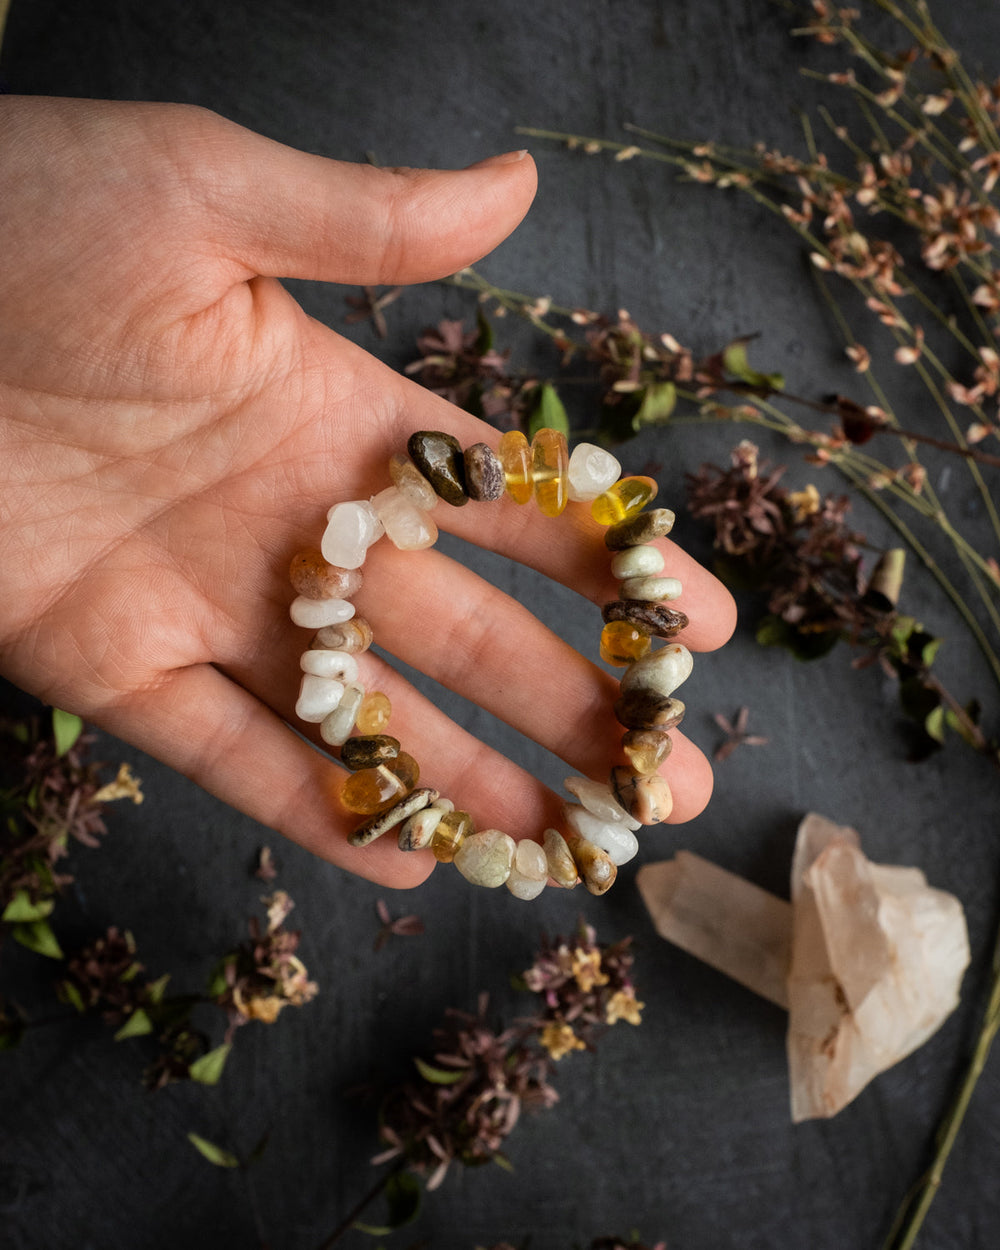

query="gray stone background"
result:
[1,1,999,1247]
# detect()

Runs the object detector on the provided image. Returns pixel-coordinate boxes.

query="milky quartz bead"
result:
[566,443,621,502]
[619,575,682,602]
[454,829,516,887]
[610,544,664,580]
[620,642,693,698]
[295,674,346,723]
[319,682,365,745]
[290,596,355,629]
[322,501,384,570]
[300,649,359,682]
[506,840,548,900]
[564,776,641,831]
[563,804,639,865]
[371,486,438,551]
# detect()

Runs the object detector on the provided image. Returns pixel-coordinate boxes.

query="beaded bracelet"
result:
[289,428,692,899]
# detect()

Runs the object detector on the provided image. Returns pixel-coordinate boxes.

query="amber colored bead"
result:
[621,728,673,774]
[340,752,419,814]
[590,476,658,526]
[498,430,533,504]
[431,809,475,863]
[599,620,651,667]
[531,428,570,517]
[356,690,392,735]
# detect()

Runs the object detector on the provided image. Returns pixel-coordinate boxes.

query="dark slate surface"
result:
[2,2,999,1248]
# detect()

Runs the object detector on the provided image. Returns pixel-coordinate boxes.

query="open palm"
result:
[0,97,735,888]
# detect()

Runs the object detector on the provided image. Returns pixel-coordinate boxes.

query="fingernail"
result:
[466,149,529,170]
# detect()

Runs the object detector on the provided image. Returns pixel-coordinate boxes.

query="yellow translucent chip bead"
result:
[431,810,475,862]
[340,752,419,814]
[498,430,533,504]
[600,620,652,666]
[356,690,392,735]
[591,476,659,526]
[531,428,570,517]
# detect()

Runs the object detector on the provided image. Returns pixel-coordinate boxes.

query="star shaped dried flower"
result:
[713,707,770,762]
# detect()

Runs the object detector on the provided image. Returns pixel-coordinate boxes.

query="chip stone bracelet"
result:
[289,428,693,899]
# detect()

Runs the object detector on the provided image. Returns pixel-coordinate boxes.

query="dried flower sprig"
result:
[48,889,318,1090]
[321,925,641,1244]
[0,714,317,1087]
[0,711,142,960]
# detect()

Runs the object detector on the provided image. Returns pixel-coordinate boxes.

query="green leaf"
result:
[114,1008,154,1041]
[924,705,947,744]
[921,635,943,667]
[632,380,676,429]
[527,382,569,439]
[12,919,64,960]
[2,889,55,924]
[52,708,83,757]
[57,979,87,1014]
[493,1152,515,1173]
[354,1170,422,1234]
[722,338,784,391]
[187,1132,241,1169]
[146,974,171,1005]
[414,1056,466,1085]
[189,1042,232,1086]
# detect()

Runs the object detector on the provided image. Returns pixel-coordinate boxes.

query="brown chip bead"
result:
[340,735,401,771]
[604,508,676,550]
[289,549,364,600]
[614,690,686,731]
[602,599,688,639]
[407,431,468,506]
[464,442,505,501]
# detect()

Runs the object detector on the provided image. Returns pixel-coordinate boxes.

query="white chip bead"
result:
[566,443,622,502]
[564,776,641,831]
[620,642,694,698]
[506,839,548,900]
[319,682,365,745]
[300,649,360,682]
[398,800,455,851]
[289,596,356,629]
[321,501,384,570]
[619,575,683,602]
[562,804,639,865]
[453,829,516,887]
[295,674,346,723]
[610,544,665,580]
[371,486,438,551]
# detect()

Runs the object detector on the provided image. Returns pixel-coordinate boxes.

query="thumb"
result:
[201,116,538,285]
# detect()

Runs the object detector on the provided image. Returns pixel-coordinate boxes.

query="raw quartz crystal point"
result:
[635,814,970,1121]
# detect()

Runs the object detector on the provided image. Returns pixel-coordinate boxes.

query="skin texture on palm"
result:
[0,96,736,888]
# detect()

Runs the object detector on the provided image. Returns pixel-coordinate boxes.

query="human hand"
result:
[0,96,735,888]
